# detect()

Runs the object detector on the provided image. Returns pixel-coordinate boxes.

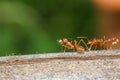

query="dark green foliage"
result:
[0,0,96,56]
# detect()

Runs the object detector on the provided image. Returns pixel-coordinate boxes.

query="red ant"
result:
[58,37,88,53]
[102,37,119,49]
[87,37,119,50]
[58,38,74,49]
[58,38,74,53]
[87,38,103,50]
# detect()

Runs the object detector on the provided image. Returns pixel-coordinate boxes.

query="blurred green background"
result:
[0,0,96,56]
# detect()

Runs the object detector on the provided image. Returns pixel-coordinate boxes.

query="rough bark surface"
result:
[0,50,120,80]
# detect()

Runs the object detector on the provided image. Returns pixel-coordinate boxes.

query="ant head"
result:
[63,38,68,43]
[57,38,69,45]
[112,38,119,45]
[58,39,63,44]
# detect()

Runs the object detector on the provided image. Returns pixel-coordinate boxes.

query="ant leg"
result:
[72,48,76,52]
[94,45,97,50]
[110,47,112,50]
[88,43,94,51]
[78,39,89,51]
[60,46,63,52]
[61,45,67,54]
[77,37,90,51]
[63,46,66,54]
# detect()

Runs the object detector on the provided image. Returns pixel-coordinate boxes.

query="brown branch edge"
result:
[0,53,120,66]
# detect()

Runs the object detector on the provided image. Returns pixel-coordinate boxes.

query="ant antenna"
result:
[103,35,106,40]
[77,36,89,42]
